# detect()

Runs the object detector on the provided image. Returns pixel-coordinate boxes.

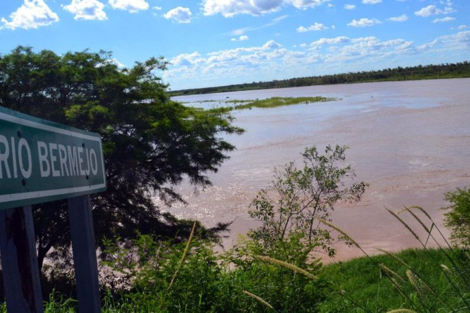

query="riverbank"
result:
[169,62,470,96]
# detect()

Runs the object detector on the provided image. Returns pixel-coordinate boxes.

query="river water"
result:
[162,78,470,261]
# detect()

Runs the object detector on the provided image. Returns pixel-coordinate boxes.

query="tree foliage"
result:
[249,145,368,257]
[0,46,243,270]
[442,186,470,249]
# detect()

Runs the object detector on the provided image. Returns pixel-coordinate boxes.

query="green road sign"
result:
[0,106,106,210]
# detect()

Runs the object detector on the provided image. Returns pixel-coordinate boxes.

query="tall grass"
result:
[1,209,468,312]
[318,207,470,313]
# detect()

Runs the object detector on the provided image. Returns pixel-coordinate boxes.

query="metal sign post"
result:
[0,206,43,312]
[68,195,101,312]
[0,106,107,312]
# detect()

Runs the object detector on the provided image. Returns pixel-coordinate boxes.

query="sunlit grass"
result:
[231,97,335,110]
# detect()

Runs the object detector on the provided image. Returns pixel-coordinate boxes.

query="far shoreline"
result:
[168,62,470,97]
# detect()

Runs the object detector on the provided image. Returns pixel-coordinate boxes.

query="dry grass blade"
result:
[376,249,412,270]
[406,269,435,297]
[441,264,453,275]
[386,208,420,242]
[168,221,197,290]
[256,255,318,280]
[389,277,411,302]
[317,218,361,250]
[379,263,406,284]
[387,309,417,313]
[398,206,430,233]
[242,290,274,310]
[406,270,425,297]
[406,206,432,221]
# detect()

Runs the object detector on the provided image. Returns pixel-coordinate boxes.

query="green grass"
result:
[318,248,470,313]
[231,97,335,110]
[184,97,336,112]
[1,247,468,312]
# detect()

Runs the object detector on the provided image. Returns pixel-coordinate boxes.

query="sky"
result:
[0,0,469,90]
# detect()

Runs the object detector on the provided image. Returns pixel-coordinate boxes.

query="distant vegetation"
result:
[169,62,470,96]
[231,96,335,110]
[198,96,336,113]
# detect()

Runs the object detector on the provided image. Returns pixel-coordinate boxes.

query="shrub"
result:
[248,145,368,257]
[442,186,470,249]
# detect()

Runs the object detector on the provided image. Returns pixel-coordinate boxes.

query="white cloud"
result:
[203,0,330,17]
[362,0,382,4]
[458,25,467,30]
[171,52,203,67]
[231,35,249,41]
[203,0,283,17]
[348,18,381,27]
[97,58,126,68]
[1,0,59,30]
[165,31,470,90]
[164,7,192,24]
[165,35,423,89]
[230,15,288,36]
[344,4,356,10]
[388,14,408,22]
[109,0,149,13]
[63,0,107,20]
[414,5,454,17]
[310,36,350,47]
[433,16,455,23]
[289,0,332,10]
[263,40,282,49]
[109,58,125,68]
[297,22,328,32]
[153,6,162,11]
[418,30,470,51]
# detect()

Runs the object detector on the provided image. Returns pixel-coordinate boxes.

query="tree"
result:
[248,145,368,258]
[442,186,470,249]
[0,46,243,272]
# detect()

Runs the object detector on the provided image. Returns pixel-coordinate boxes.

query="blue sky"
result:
[1,0,469,90]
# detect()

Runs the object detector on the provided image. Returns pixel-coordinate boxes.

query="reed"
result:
[255,255,318,280]
[317,218,367,256]
[242,290,275,310]
[168,221,197,290]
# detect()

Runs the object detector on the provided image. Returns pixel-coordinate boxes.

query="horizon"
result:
[168,60,470,91]
[1,0,469,90]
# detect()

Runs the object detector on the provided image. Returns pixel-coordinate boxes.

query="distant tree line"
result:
[169,61,470,96]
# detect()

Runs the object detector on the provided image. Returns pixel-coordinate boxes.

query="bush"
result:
[442,186,470,249]
[249,145,367,257]
[100,230,329,312]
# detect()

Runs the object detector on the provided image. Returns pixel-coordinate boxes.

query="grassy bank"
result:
[319,248,470,312]
[1,247,468,312]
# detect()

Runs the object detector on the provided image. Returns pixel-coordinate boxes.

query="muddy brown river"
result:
[162,78,470,262]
